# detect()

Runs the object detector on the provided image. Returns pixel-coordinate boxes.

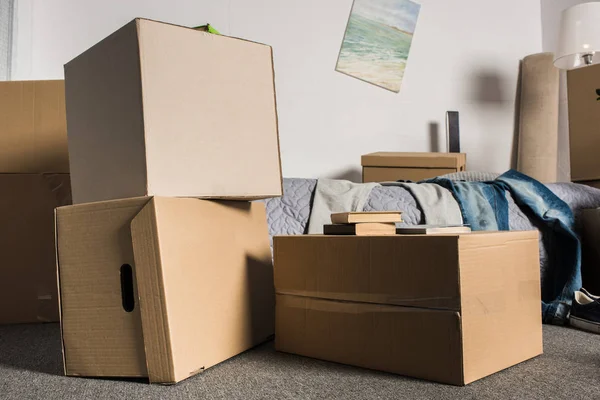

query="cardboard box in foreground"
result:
[0,80,69,173]
[56,198,274,383]
[0,174,71,324]
[64,18,282,204]
[274,231,543,385]
[361,152,466,183]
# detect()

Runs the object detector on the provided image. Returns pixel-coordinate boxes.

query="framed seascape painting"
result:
[336,0,421,93]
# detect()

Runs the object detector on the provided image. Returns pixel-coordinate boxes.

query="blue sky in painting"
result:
[352,0,420,33]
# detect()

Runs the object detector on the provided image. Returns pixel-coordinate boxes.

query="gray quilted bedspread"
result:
[263,174,600,286]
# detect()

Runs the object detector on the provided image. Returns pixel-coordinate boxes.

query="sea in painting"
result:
[336,0,420,92]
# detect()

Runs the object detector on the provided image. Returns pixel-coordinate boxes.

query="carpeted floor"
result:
[0,323,598,399]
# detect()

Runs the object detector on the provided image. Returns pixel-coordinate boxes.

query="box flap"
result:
[274,235,462,310]
[56,197,150,378]
[361,152,466,168]
[131,198,274,384]
[458,231,542,384]
[0,81,69,173]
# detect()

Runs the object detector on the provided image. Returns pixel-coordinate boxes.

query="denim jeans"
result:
[428,170,580,324]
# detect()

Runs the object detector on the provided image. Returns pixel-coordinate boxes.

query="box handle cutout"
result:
[120,264,135,312]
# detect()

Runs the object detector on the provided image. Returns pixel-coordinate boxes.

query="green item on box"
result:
[192,24,221,35]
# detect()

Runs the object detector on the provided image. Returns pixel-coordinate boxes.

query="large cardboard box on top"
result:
[64,18,282,204]
[56,198,274,383]
[0,174,71,324]
[274,231,543,385]
[567,63,600,185]
[361,152,466,183]
[0,80,69,173]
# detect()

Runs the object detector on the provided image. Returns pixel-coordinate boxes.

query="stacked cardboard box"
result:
[56,19,282,384]
[0,80,71,324]
[273,231,543,385]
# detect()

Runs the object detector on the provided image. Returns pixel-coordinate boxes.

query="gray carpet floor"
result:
[0,323,598,399]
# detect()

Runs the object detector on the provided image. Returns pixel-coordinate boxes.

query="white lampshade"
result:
[554,2,600,70]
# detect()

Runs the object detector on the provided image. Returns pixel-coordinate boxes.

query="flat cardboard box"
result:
[567,63,600,182]
[64,18,282,204]
[274,231,543,385]
[0,173,71,324]
[0,80,69,173]
[361,152,466,183]
[56,197,274,383]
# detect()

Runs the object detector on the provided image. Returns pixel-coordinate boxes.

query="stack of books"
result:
[324,211,471,236]
[324,211,402,236]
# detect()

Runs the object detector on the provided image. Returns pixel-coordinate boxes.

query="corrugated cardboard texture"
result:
[0,174,71,324]
[274,235,461,310]
[131,198,274,383]
[274,231,542,385]
[361,152,467,169]
[0,80,69,173]
[363,166,459,183]
[457,232,542,384]
[64,18,282,204]
[56,197,150,378]
[567,64,600,181]
[275,295,463,385]
[64,21,148,204]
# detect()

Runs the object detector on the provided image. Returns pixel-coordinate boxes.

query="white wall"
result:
[12,0,543,180]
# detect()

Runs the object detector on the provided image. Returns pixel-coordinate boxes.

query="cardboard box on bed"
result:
[361,152,466,183]
[56,197,274,383]
[0,174,71,324]
[0,80,69,173]
[64,18,282,204]
[274,231,543,386]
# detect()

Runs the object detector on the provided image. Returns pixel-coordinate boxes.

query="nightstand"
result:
[580,208,600,294]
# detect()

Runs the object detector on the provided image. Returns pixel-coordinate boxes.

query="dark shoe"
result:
[570,290,600,334]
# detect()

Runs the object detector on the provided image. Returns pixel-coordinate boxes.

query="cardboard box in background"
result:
[580,208,600,294]
[274,231,543,385]
[56,198,274,383]
[567,63,600,184]
[0,174,71,324]
[361,152,466,183]
[64,18,282,204]
[0,80,69,173]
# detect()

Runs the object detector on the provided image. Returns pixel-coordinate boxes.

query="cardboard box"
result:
[361,152,466,183]
[274,231,542,385]
[0,173,71,324]
[56,197,274,383]
[567,63,600,182]
[0,80,69,173]
[64,18,282,204]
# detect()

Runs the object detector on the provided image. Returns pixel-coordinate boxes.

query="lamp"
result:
[554,2,600,70]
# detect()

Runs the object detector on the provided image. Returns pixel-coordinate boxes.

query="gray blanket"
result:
[263,173,600,289]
